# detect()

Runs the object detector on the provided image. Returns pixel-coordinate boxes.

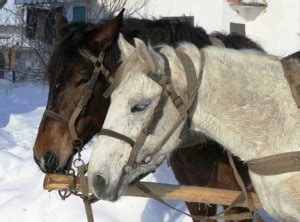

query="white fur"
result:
[89,36,300,220]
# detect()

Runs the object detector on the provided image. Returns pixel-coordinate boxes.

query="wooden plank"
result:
[44,174,262,208]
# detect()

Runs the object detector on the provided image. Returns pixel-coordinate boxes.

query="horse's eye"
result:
[76,78,89,86]
[131,103,149,113]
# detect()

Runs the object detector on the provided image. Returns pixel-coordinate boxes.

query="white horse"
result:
[88,35,300,221]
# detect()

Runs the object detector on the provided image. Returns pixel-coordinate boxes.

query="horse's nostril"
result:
[43,151,59,173]
[93,175,106,197]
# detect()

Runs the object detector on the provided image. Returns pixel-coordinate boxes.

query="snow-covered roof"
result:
[0,0,18,26]
[14,0,73,4]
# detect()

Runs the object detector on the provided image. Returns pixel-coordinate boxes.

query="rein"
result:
[43,49,113,222]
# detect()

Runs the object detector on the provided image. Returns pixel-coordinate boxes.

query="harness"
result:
[43,41,300,222]
[98,50,263,221]
[100,52,203,173]
[43,50,113,222]
[43,50,112,153]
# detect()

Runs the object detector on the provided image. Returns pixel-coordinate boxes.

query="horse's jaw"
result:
[90,173,129,201]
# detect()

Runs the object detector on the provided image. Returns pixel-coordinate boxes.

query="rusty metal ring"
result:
[73,158,85,168]
[58,190,72,200]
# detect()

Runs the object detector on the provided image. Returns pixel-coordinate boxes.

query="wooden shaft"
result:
[44,174,262,208]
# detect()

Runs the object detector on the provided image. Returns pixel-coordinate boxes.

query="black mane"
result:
[121,18,211,48]
[211,32,264,51]
[47,22,99,85]
[46,17,264,91]
[284,51,300,62]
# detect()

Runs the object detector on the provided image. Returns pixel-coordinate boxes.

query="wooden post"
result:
[44,174,262,208]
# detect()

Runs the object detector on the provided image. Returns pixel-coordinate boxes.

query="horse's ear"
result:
[90,9,125,49]
[118,34,135,60]
[55,14,69,40]
[134,38,156,72]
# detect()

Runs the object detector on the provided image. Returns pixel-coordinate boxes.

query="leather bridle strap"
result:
[43,109,69,127]
[247,151,300,175]
[227,152,256,214]
[100,129,135,147]
[79,49,114,85]
[281,59,300,108]
[149,51,205,157]
[44,50,111,147]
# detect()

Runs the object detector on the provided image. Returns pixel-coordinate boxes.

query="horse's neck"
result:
[190,47,300,161]
[159,44,203,102]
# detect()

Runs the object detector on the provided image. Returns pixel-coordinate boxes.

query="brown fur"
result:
[169,144,251,222]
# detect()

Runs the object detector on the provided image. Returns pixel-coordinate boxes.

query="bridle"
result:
[99,52,205,175]
[96,51,260,221]
[95,48,300,221]
[42,41,300,222]
[43,49,113,153]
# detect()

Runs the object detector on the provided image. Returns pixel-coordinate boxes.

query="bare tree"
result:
[90,0,149,20]
[1,4,50,82]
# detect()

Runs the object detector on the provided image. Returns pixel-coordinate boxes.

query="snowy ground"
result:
[0,80,191,222]
[0,81,276,222]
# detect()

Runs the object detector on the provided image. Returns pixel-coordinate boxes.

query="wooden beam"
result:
[44,174,262,208]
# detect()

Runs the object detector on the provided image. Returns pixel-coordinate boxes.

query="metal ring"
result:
[73,158,85,168]
[58,190,72,200]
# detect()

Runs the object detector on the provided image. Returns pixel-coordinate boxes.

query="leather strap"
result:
[281,59,300,108]
[227,152,256,213]
[136,181,254,221]
[44,50,109,146]
[78,165,94,222]
[247,151,300,175]
[43,109,69,127]
[127,76,171,167]
[99,129,135,147]
[176,51,198,126]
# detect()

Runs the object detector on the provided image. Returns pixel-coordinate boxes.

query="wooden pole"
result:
[44,174,262,208]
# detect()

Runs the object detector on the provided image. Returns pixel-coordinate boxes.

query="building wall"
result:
[135,0,300,56]
[223,0,300,56]
[137,0,224,33]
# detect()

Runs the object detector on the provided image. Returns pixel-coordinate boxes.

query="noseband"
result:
[43,50,113,151]
[100,52,205,174]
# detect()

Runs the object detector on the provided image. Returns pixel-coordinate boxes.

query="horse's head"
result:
[33,11,124,173]
[88,36,185,200]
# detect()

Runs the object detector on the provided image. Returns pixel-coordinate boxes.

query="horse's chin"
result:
[92,173,129,201]
[55,152,75,174]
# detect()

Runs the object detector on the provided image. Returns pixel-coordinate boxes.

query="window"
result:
[230,22,245,35]
[73,6,86,22]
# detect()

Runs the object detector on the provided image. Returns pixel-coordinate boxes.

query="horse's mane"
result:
[210,32,264,52]
[284,51,300,62]
[46,17,264,92]
[122,18,211,48]
[46,22,100,86]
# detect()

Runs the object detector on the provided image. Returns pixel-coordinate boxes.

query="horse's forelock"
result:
[45,22,100,85]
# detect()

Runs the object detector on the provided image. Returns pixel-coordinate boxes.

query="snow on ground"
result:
[0,80,190,222]
[0,81,276,222]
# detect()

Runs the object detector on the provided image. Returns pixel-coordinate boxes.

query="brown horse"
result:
[33,11,263,220]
